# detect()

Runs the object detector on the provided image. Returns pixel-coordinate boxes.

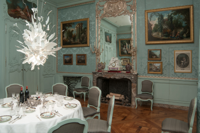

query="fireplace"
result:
[92,72,138,107]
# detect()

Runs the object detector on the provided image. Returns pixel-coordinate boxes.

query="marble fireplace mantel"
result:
[92,72,138,107]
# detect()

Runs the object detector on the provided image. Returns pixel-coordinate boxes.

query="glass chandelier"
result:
[13,0,61,70]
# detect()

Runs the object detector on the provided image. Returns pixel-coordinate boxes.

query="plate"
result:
[2,103,11,108]
[65,103,77,108]
[0,115,12,123]
[45,100,55,105]
[64,97,74,101]
[40,112,55,119]
[45,94,53,97]
[26,107,36,113]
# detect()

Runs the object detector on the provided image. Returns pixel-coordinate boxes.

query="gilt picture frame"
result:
[148,62,162,74]
[61,18,89,48]
[121,58,130,66]
[119,38,131,57]
[174,50,192,73]
[76,54,87,65]
[145,5,194,44]
[148,49,161,61]
[105,32,112,43]
[63,54,73,65]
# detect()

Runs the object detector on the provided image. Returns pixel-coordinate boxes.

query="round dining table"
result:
[0,95,84,133]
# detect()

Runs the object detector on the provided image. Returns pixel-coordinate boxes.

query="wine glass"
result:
[15,105,20,116]
[36,91,39,97]
[16,93,19,98]
[12,93,15,100]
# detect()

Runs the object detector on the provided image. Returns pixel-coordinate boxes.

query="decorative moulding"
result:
[57,0,95,9]
[138,75,198,80]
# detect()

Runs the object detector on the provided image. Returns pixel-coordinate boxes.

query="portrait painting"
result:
[145,5,193,44]
[6,0,37,22]
[63,54,73,65]
[105,32,112,43]
[148,62,162,74]
[121,58,130,66]
[76,54,87,65]
[174,50,192,73]
[148,49,161,61]
[119,39,131,56]
[61,18,89,48]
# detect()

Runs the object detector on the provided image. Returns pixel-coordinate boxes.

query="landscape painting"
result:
[105,32,112,43]
[63,54,73,65]
[119,39,131,56]
[6,0,37,22]
[76,54,87,65]
[61,18,89,48]
[145,5,193,44]
[148,62,162,74]
[148,49,161,61]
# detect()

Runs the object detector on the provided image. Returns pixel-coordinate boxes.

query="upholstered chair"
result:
[52,83,68,96]
[48,118,88,133]
[87,95,115,133]
[161,97,197,133]
[82,86,101,120]
[73,76,90,101]
[135,80,153,110]
[5,83,24,97]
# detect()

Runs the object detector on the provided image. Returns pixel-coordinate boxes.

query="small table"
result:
[0,96,84,133]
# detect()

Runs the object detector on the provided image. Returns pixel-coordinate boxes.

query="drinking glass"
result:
[39,92,43,98]
[36,91,39,97]
[15,105,20,116]
[56,101,61,107]
[22,104,26,116]
[0,99,3,105]
[12,93,15,100]
[16,93,19,98]
[10,109,15,116]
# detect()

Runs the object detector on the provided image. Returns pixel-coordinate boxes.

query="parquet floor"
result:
[77,97,197,133]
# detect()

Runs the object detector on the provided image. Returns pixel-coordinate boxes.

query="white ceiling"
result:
[104,15,131,27]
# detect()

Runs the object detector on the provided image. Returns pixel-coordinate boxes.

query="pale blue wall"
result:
[57,3,96,74]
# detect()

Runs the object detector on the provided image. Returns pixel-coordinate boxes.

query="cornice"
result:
[57,0,95,9]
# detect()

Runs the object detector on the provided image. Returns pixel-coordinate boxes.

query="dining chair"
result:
[48,118,88,133]
[5,83,24,97]
[87,95,115,133]
[161,97,197,133]
[73,76,90,101]
[135,80,153,110]
[82,86,101,120]
[52,83,68,96]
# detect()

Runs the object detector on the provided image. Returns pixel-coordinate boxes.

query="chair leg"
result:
[135,98,138,109]
[150,100,153,111]
[83,93,86,101]
[97,114,100,119]
[73,91,76,98]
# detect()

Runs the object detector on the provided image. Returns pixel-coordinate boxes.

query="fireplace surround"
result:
[92,72,138,107]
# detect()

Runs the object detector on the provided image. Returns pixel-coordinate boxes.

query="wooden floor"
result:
[77,97,197,133]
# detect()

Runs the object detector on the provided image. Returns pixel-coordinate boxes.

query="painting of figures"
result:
[145,5,193,44]
[148,49,161,60]
[63,54,73,65]
[119,39,131,56]
[61,18,89,48]
[6,0,37,22]
[148,62,162,74]
[105,32,112,43]
[76,54,87,65]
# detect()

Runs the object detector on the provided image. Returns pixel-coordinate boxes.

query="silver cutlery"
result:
[55,110,63,116]
[36,115,42,121]
[12,115,22,124]
[9,115,19,123]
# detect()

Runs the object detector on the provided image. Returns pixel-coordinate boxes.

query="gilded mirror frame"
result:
[95,0,137,74]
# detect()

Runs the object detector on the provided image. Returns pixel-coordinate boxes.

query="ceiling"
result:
[104,15,131,27]
[47,0,94,8]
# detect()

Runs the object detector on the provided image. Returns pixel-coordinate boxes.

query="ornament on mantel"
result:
[13,0,61,70]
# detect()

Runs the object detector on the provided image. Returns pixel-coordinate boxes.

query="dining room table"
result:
[0,94,84,133]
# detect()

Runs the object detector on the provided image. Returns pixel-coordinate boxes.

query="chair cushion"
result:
[88,87,100,107]
[82,107,99,117]
[73,88,88,92]
[7,85,22,97]
[87,119,108,133]
[53,123,85,133]
[141,80,153,93]
[53,84,66,96]
[136,94,153,99]
[162,118,188,133]
[81,77,90,87]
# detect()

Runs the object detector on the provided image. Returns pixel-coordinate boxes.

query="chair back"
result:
[81,77,90,87]
[48,118,88,133]
[107,95,115,130]
[187,97,197,129]
[52,83,68,96]
[88,86,101,110]
[5,83,23,97]
[141,80,153,93]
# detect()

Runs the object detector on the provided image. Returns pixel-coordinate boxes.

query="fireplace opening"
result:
[97,77,132,106]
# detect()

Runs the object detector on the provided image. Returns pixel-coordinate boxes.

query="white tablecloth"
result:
[0,96,84,133]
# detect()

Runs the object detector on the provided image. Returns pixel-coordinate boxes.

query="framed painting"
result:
[61,18,89,48]
[105,32,112,43]
[6,0,37,22]
[145,5,193,44]
[148,49,161,61]
[174,50,192,73]
[76,54,87,65]
[119,38,131,56]
[148,62,162,74]
[63,54,73,65]
[121,58,130,66]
